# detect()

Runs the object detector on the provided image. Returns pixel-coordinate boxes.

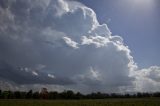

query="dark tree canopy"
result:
[0,88,160,99]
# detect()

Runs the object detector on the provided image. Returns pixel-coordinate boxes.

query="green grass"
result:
[0,98,160,106]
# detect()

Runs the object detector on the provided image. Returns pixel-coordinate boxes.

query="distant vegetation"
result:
[0,88,160,99]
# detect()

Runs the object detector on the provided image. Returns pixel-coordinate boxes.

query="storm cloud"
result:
[0,0,159,93]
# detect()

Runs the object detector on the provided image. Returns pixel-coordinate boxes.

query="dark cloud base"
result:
[0,0,160,93]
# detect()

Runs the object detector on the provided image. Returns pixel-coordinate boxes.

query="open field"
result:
[0,98,160,106]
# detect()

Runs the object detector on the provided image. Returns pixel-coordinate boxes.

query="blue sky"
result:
[80,0,160,69]
[0,0,160,93]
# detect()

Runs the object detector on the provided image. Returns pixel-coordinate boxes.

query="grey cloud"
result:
[0,0,158,93]
[0,0,136,93]
[0,61,74,85]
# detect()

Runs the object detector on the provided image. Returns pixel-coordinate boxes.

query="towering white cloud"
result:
[0,0,159,93]
[133,66,160,92]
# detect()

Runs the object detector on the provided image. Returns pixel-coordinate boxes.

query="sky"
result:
[80,0,160,69]
[0,0,160,93]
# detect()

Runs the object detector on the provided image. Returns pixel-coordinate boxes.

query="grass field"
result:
[0,98,160,106]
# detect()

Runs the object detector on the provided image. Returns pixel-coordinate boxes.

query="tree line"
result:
[0,88,160,99]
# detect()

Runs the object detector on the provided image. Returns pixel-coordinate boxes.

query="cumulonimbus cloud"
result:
[0,0,159,93]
